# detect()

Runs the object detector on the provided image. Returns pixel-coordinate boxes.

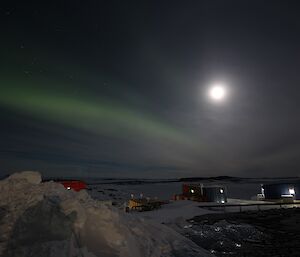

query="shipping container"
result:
[263,183,300,200]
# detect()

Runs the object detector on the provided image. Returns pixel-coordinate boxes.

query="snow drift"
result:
[0,171,213,257]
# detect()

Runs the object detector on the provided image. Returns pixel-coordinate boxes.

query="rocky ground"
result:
[186,207,300,257]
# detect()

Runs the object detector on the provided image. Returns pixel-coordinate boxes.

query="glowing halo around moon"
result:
[208,84,227,102]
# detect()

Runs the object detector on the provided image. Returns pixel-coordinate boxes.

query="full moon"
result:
[209,85,226,101]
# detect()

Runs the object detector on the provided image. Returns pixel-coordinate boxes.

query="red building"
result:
[173,183,227,203]
[58,180,87,191]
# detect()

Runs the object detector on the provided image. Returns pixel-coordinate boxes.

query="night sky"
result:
[1,1,300,178]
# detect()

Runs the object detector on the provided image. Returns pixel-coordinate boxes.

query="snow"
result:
[7,171,42,184]
[133,200,213,224]
[0,172,213,257]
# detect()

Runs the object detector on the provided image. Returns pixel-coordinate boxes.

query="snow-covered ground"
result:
[87,180,183,204]
[132,200,214,224]
[0,172,213,257]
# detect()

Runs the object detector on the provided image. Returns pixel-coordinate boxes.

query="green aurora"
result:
[0,79,194,147]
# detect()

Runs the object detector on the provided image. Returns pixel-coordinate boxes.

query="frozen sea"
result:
[85,177,300,203]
